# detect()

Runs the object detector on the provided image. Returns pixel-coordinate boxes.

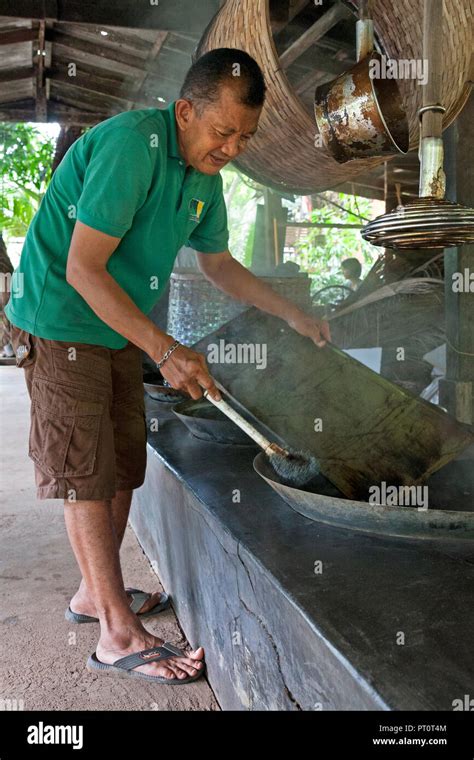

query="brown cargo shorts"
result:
[10,323,147,501]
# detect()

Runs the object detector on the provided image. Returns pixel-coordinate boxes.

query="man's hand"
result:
[286,311,331,348]
[158,343,221,401]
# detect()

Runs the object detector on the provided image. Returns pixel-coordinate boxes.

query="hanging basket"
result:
[195,0,473,194]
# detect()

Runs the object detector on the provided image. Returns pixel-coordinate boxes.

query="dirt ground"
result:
[0,365,219,711]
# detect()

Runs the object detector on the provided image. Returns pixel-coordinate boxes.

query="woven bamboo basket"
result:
[196,0,473,194]
[168,270,311,345]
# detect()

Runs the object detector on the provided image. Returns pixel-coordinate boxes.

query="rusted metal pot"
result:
[314,52,409,163]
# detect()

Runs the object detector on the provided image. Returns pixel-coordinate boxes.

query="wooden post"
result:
[421,0,444,142]
[252,189,285,272]
[439,92,474,425]
[384,161,398,213]
[35,20,47,122]
[418,0,446,199]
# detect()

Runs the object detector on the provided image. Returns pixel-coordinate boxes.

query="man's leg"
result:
[64,498,204,680]
[110,488,134,546]
[69,489,163,616]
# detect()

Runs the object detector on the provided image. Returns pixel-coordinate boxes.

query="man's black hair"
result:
[341,258,362,279]
[180,48,266,113]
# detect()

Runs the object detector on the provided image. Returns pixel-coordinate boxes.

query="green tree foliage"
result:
[0,122,55,238]
[221,166,378,293]
[222,166,264,265]
[292,192,377,296]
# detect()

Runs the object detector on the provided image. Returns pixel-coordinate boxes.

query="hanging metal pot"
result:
[314,12,409,164]
[314,50,409,164]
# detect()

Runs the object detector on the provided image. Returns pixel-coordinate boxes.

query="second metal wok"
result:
[253,452,474,542]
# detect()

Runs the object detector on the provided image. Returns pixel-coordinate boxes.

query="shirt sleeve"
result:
[186,174,229,253]
[76,127,154,238]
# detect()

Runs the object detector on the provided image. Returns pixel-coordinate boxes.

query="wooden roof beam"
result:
[48,80,124,110]
[316,35,355,60]
[55,22,157,53]
[128,31,168,109]
[272,0,310,35]
[47,74,140,109]
[294,68,329,95]
[0,27,38,45]
[0,67,35,83]
[280,2,354,69]
[50,108,110,125]
[51,54,130,85]
[0,107,37,120]
[51,43,144,78]
[0,104,108,124]
[0,0,220,34]
[46,29,147,69]
[48,66,132,99]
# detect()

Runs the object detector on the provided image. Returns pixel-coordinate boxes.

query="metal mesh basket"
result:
[167,270,311,345]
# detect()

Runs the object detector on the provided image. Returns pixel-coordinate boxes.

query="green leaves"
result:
[0,122,55,238]
[299,192,377,295]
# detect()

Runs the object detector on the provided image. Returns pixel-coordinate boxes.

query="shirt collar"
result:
[165,101,185,160]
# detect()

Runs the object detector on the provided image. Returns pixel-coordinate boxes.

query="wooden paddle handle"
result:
[203,389,275,453]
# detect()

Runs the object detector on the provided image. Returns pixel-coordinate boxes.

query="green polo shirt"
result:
[5,102,229,348]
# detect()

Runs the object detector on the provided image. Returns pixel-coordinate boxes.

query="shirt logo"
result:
[189,198,205,222]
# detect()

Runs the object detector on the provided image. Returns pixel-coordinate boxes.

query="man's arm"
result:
[66,221,221,399]
[196,250,330,347]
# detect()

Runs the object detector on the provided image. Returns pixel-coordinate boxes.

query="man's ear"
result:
[175,99,194,131]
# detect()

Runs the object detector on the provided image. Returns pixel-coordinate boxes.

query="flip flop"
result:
[86,642,206,684]
[65,587,170,624]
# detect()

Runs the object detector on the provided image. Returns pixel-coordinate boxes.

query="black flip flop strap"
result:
[113,643,185,671]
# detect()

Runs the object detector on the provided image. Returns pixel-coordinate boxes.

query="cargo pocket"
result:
[29,378,104,478]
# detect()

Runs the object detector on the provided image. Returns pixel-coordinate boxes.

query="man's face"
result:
[175,85,261,174]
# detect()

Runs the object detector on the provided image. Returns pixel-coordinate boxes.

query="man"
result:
[341,257,363,291]
[5,48,330,684]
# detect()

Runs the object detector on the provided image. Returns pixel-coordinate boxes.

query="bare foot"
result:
[70,588,164,617]
[95,629,205,681]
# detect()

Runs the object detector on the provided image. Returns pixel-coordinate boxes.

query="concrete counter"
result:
[129,397,474,711]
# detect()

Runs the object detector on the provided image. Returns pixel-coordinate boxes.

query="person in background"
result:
[341,258,363,291]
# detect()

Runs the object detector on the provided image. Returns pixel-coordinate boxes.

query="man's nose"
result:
[221,136,242,158]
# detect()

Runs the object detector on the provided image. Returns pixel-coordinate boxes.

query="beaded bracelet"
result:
[156,339,181,369]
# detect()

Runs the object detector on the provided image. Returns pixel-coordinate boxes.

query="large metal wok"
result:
[254,452,474,542]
